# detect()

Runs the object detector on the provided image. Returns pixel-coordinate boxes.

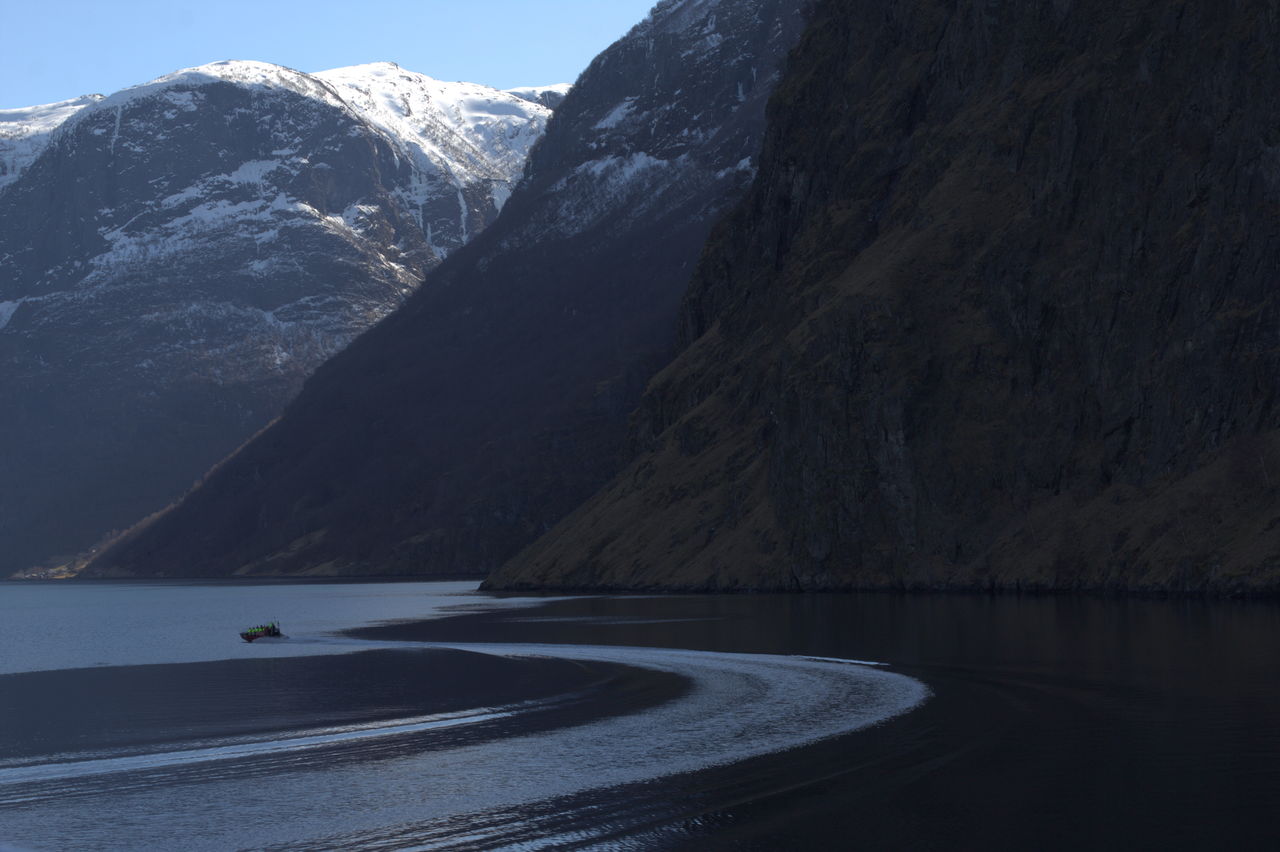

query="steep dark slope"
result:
[489,0,1280,594]
[89,0,810,577]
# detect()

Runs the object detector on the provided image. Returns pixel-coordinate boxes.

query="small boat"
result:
[240,621,284,643]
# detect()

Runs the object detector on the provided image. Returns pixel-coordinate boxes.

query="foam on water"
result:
[443,643,928,787]
[0,698,563,793]
[0,641,928,850]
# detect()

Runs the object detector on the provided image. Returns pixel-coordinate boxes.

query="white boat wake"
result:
[0,701,556,793]
[0,642,928,850]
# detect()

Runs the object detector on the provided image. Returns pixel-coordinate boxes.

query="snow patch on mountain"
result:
[159,160,295,209]
[533,152,680,238]
[0,95,102,190]
[4,59,567,302]
[716,156,754,179]
[2,62,568,262]
[644,0,726,33]
[594,97,637,130]
[87,60,350,118]
[96,192,294,267]
[505,84,573,109]
[0,299,22,329]
[581,151,669,181]
[314,62,564,256]
[316,63,551,196]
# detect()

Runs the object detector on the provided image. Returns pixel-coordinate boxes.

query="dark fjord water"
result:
[1,583,1276,849]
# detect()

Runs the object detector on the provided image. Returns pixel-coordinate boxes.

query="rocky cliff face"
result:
[88,0,811,578]
[0,62,556,576]
[487,0,1280,594]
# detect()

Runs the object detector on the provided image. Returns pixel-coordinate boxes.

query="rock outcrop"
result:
[487,0,1280,594]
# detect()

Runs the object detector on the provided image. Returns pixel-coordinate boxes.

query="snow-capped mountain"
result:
[88,0,812,579]
[0,60,566,577]
[316,63,560,256]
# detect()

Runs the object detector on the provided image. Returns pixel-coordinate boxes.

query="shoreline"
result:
[18,571,1278,600]
[481,577,1280,599]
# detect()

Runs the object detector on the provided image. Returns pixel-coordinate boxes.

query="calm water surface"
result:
[0,580,533,675]
[0,583,1276,850]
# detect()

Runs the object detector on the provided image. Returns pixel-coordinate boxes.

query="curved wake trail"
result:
[0,643,928,850]
[433,642,927,785]
[0,701,559,795]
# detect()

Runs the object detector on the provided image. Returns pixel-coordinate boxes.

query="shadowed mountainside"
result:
[487,0,1280,594]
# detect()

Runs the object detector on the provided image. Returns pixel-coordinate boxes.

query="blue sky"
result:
[1,0,660,109]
